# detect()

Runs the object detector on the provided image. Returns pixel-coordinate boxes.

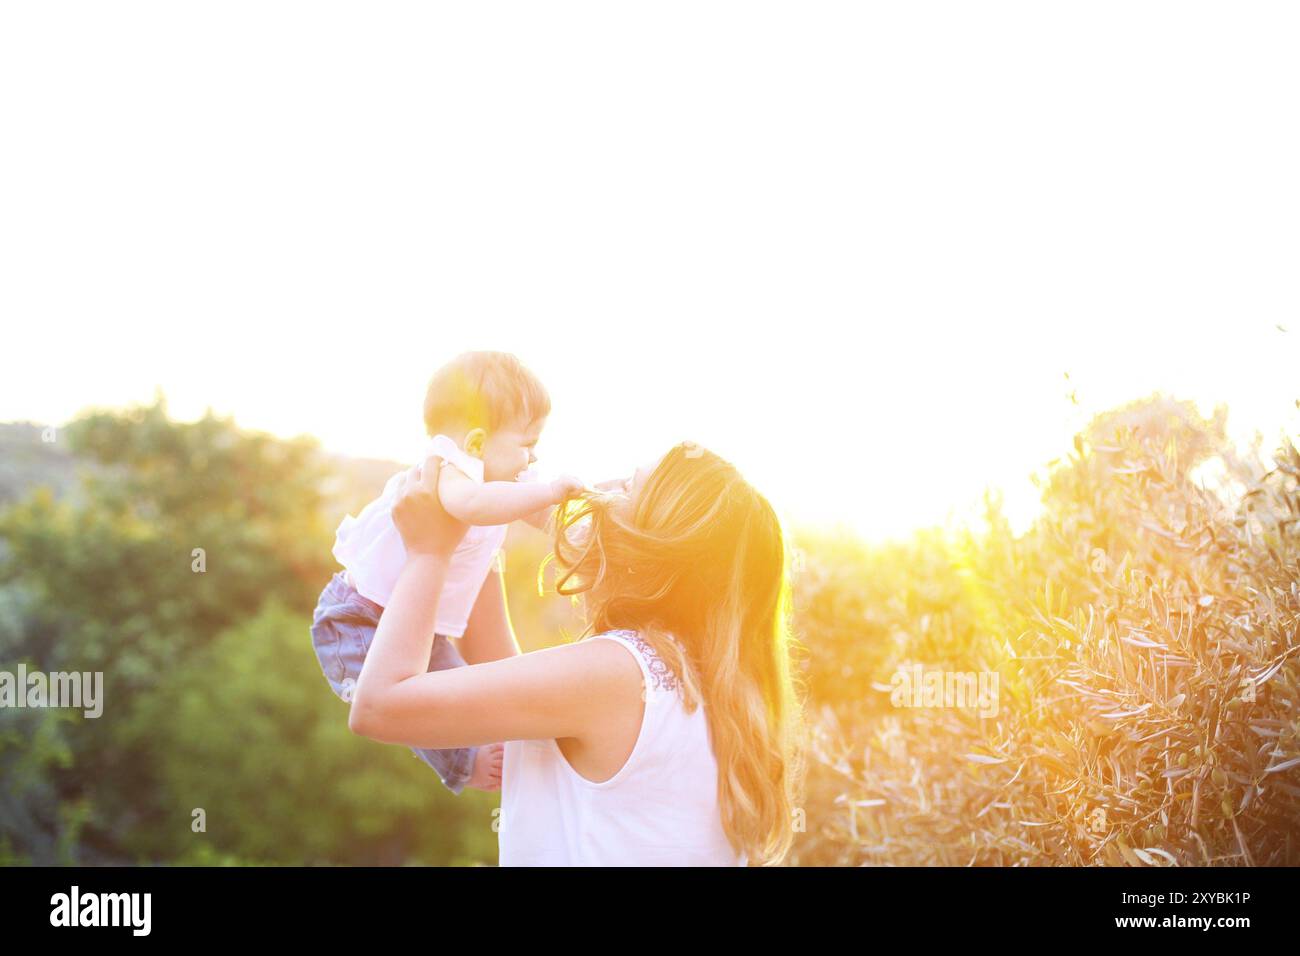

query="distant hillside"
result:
[0,422,81,506]
[317,452,403,519]
[0,419,403,519]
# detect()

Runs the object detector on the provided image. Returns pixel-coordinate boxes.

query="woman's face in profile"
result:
[596,457,661,519]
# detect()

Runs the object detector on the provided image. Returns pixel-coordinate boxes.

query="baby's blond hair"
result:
[423,351,551,436]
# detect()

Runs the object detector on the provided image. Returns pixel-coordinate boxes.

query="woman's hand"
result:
[392,456,469,559]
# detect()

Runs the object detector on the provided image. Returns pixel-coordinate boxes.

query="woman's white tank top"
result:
[498,629,746,866]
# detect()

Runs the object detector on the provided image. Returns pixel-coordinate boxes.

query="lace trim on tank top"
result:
[604,628,680,693]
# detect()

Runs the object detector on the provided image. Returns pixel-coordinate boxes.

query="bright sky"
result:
[2,2,1297,541]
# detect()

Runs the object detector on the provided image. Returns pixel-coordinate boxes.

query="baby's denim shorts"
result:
[310,570,477,794]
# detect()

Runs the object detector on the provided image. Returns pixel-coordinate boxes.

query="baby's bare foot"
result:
[466,742,504,792]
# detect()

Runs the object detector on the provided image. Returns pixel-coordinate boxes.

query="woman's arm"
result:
[350,627,638,750]
[458,567,522,664]
[348,458,636,750]
[520,505,556,531]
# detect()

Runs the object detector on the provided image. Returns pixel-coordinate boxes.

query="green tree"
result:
[0,398,336,861]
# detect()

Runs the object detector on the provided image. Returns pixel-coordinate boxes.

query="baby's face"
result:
[480,415,546,482]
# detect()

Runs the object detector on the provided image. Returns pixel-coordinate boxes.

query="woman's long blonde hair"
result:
[546,443,807,865]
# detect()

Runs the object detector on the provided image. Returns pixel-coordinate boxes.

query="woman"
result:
[348,442,805,866]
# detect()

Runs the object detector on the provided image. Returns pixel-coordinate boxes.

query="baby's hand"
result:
[550,475,586,503]
[466,742,504,792]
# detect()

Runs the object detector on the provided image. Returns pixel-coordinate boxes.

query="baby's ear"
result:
[463,428,487,459]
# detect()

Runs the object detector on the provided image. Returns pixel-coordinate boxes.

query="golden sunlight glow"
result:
[2,3,1297,541]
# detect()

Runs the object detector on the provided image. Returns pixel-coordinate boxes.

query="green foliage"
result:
[3,393,1295,867]
[0,397,556,865]
[128,602,499,865]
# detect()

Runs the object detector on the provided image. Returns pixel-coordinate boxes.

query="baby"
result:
[310,351,582,793]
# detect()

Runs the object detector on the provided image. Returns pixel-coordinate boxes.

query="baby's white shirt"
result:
[332,434,508,637]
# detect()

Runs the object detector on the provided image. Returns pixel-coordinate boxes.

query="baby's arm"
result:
[438,466,583,526]
[521,474,626,530]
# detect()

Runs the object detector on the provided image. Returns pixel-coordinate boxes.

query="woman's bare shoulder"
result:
[530,636,645,700]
